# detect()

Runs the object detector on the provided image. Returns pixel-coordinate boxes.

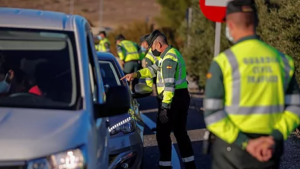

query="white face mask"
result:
[225,25,234,42]
[0,80,10,94]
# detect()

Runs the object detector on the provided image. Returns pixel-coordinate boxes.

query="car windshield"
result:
[99,60,121,87]
[0,28,79,109]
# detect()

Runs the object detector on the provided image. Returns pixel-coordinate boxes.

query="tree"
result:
[178,0,231,87]
[155,0,191,48]
[256,0,300,82]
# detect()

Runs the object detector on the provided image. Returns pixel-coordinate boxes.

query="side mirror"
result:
[132,83,153,98]
[94,86,130,118]
[104,84,110,93]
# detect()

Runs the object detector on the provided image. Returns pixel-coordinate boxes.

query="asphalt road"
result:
[138,95,300,169]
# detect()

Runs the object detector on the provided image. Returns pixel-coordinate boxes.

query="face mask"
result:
[225,26,234,42]
[0,80,10,94]
[141,46,147,52]
[152,49,161,56]
[97,35,102,40]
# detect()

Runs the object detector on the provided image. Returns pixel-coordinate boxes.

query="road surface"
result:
[138,95,300,169]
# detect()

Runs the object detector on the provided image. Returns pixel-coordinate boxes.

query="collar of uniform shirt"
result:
[235,35,260,44]
[160,45,173,59]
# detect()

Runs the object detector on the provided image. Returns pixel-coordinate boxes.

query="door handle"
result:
[106,119,110,128]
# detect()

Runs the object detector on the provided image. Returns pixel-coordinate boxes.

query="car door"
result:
[86,27,109,169]
[112,58,144,141]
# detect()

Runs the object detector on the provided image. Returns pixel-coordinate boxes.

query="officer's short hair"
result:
[99,31,106,37]
[146,30,168,47]
[227,13,257,29]
[140,34,149,43]
[115,34,125,41]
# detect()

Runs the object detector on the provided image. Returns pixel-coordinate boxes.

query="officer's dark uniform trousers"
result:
[156,88,196,169]
[212,134,284,169]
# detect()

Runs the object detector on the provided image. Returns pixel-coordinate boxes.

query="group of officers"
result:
[95,0,300,169]
[94,28,196,169]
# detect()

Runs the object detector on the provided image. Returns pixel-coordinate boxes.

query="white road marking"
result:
[141,113,181,169]
[205,0,231,7]
[140,108,158,114]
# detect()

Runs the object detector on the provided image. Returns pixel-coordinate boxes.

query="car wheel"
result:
[140,148,144,169]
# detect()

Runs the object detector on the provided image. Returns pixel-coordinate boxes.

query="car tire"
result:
[140,148,144,169]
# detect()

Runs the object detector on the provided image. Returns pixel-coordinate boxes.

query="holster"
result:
[202,130,216,154]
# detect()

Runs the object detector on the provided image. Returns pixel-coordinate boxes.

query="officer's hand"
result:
[159,108,169,123]
[120,72,137,81]
[120,60,125,66]
[5,70,14,83]
[246,136,274,162]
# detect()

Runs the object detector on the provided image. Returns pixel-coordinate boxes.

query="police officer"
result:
[139,34,161,90]
[140,34,161,132]
[95,31,110,52]
[204,0,300,168]
[116,34,141,93]
[121,30,196,169]
[139,35,147,66]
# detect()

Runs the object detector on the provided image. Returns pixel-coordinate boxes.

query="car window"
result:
[0,28,79,109]
[99,61,121,87]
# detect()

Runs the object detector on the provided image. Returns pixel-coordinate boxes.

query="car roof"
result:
[97,52,125,77]
[0,7,77,31]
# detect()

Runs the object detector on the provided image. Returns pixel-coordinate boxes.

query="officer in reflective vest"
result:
[204,0,300,168]
[139,34,161,89]
[116,34,141,93]
[95,31,110,52]
[121,30,196,169]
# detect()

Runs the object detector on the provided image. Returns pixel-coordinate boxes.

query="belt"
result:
[125,60,139,63]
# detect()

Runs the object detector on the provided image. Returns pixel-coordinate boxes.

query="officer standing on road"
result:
[121,30,196,169]
[116,34,141,93]
[95,31,111,52]
[204,0,300,169]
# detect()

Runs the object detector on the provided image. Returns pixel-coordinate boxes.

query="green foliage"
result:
[255,0,300,82]
[178,0,231,87]
[155,0,191,28]
[178,0,300,86]
[107,21,154,56]
[155,0,191,49]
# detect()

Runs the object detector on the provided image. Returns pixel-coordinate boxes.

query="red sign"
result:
[199,0,229,23]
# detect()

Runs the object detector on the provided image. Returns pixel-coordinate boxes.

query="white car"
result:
[0,7,130,169]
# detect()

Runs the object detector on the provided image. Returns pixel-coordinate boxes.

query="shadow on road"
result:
[138,94,208,169]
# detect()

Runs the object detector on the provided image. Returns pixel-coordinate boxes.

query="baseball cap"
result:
[223,0,257,21]
[145,30,164,48]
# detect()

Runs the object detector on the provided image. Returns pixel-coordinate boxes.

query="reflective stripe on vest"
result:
[148,51,158,62]
[158,53,187,86]
[279,52,292,91]
[223,49,289,115]
[156,51,187,92]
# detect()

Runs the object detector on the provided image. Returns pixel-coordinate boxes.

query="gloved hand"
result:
[159,108,169,123]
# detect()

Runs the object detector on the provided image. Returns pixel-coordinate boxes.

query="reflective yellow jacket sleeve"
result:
[161,59,177,109]
[144,57,155,87]
[204,61,250,149]
[137,60,160,79]
[117,45,125,61]
[145,78,153,88]
[271,74,300,140]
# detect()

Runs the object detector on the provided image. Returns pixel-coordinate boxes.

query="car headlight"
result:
[108,117,135,135]
[27,149,85,169]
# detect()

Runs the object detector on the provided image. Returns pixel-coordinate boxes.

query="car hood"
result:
[0,108,88,161]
